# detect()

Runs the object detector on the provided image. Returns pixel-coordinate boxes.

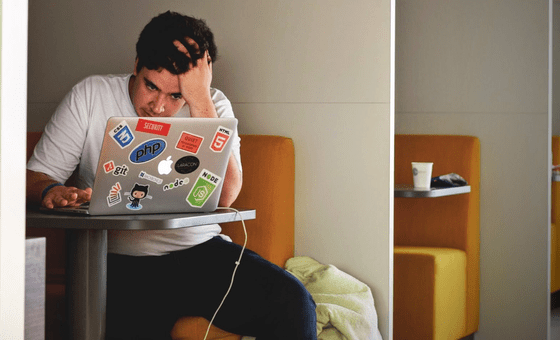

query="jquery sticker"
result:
[210,126,233,153]
[176,132,204,154]
[109,121,135,149]
[186,169,221,208]
[175,156,200,174]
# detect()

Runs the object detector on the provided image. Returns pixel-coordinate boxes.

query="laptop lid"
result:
[75,116,237,215]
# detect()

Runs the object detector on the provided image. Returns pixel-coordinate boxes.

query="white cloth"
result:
[285,256,383,340]
[27,74,241,256]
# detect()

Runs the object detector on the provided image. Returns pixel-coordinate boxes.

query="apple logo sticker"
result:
[158,156,173,175]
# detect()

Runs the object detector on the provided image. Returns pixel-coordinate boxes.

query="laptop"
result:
[45,116,238,215]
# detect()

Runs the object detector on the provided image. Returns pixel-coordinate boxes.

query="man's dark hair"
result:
[135,11,218,74]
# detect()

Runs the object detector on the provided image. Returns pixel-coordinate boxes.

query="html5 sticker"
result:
[175,132,204,154]
[210,126,233,153]
[135,119,171,136]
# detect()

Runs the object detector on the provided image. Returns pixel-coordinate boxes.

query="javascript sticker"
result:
[186,169,221,208]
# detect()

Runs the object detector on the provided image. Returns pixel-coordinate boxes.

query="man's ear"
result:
[133,58,139,76]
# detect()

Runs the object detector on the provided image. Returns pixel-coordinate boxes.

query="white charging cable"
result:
[203,207,248,340]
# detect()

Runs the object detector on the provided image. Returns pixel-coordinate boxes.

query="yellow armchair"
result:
[394,135,480,340]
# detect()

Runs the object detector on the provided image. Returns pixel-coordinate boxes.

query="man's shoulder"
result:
[73,74,130,91]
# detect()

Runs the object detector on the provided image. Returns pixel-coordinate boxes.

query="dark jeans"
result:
[106,236,317,340]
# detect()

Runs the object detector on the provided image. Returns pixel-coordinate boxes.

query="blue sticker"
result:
[109,121,135,149]
[129,139,166,164]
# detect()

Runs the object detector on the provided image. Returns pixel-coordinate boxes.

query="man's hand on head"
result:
[173,39,217,118]
[42,185,92,209]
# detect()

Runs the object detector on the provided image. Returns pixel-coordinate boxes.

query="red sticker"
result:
[210,126,233,153]
[104,161,115,173]
[176,132,204,154]
[136,119,171,136]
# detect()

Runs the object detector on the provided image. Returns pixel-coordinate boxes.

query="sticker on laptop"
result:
[129,139,166,164]
[135,119,171,136]
[138,171,163,185]
[112,164,129,177]
[163,178,189,191]
[125,183,152,210]
[175,156,199,174]
[157,156,174,175]
[175,132,204,154]
[109,121,135,149]
[104,161,116,174]
[186,169,221,208]
[107,182,122,207]
[210,126,233,153]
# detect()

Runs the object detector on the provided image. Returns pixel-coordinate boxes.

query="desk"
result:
[26,209,256,340]
[395,184,471,198]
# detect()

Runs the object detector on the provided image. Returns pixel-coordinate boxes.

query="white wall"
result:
[0,0,28,338]
[27,0,394,338]
[396,1,550,339]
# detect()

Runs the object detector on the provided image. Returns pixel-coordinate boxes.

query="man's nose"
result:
[151,94,166,113]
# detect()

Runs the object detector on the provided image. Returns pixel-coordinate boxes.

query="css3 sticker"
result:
[186,169,221,208]
[109,121,135,149]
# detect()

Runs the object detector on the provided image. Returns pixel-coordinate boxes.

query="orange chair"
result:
[394,135,480,340]
[27,133,295,340]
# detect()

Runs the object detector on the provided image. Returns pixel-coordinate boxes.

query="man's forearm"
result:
[218,153,242,207]
[26,170,60,205]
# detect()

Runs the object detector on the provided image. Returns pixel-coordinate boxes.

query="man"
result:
[27,11,316,339]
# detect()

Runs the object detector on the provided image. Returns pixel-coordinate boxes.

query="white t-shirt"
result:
[27,74,241,256]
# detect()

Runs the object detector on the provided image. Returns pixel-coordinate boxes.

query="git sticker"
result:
[109,121,135,149]
[210,126,233,153]
[186,169,221,208]
[104,161,116,173]
[176,132,204,154]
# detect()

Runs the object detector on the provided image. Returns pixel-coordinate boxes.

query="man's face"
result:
[129,61,186,118]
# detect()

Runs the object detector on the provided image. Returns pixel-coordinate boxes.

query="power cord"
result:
[203,207,248,340]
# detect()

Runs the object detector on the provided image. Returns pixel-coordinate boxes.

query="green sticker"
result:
[186,169,221,207]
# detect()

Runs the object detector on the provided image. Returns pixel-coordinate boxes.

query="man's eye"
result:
[146,83,157,90]
[172,94,183,100]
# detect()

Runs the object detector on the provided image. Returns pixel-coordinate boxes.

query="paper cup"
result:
[412,162,433,189]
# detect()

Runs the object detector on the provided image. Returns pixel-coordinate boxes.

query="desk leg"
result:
[66,229,107,340]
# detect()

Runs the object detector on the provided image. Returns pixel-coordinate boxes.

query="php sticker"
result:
[129,139,166,164]
[186,169,222,208]
[135,119,171,136]
[176,132,204,154]
[107,182,122,207]
[210,126,232,153]
[109,121,135,149]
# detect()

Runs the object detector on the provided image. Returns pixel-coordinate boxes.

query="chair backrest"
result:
[226,135,295,267]
[27,133,296,272]
[552,136,560,225]
[394,134,480,335]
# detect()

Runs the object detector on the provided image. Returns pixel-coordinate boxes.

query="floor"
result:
[552,307,560,340]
